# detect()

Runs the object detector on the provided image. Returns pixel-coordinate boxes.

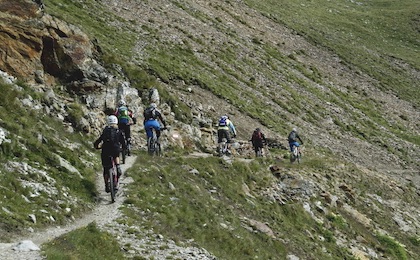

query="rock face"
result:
[0,0,104,88]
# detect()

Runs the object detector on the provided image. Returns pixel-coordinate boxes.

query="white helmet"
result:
[292,127,297,132]
[150,103,157,108]
[118,100,126,106]
[107,115,118,125]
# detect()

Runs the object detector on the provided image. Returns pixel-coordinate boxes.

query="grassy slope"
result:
[244,0,420,105]
[0,79,99,240]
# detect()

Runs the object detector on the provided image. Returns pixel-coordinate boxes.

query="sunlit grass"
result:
[43,222,124,260]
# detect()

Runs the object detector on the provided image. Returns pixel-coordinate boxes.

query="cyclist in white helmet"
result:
[287,127,303,152]
[94,115,126,193]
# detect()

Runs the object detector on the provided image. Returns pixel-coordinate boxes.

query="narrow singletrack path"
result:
[0,155,137,260]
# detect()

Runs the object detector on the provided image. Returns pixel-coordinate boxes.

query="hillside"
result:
[0,0,419,259]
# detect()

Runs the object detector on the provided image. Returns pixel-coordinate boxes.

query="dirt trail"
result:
[0,156,137,260]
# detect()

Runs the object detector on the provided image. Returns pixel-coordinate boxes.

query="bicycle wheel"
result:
[297,149,302,164]
[147,137,154,155]
[256,146,262,157]
[290,146,297,163]
[121,146,126,164]
[127,139,131,156]
[156,142,161,157]
[109,168,116,203]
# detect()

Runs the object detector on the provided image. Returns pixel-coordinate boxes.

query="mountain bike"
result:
[147,127,166,156]
[290,144,302,163]
[106,156,119,203]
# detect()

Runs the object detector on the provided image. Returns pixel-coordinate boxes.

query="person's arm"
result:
[229,121,237,137]
[157,111,167,128]
[297,134,303,144]
[262,133,267,143]
[129,110,137,124]
[93,135,103,149]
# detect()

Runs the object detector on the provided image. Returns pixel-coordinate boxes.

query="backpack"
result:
[103,126,119,148]
[218,117,227,127]
[143,106,155,120]
[252,130,262,142]
[117,106,129,124]
[288,131,296,142]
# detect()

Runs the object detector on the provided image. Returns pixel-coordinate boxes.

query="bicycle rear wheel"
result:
[156,142,161,157]
[290,146,297,163]
[257,146,263,157]
[109,168,116,203]
[127,139,131,156]
[296,149,302,164]
[147,137,154,155]
[121,147,126,164]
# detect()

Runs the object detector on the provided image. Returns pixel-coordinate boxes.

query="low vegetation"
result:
[0,79,99,239]
[43,222,124,259]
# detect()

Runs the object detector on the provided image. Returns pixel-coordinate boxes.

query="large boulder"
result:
[0,0,106,89]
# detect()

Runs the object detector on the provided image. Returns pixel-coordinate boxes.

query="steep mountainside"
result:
[0,0,419,259]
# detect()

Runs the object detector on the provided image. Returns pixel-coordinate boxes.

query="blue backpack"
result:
[219,117,227,127]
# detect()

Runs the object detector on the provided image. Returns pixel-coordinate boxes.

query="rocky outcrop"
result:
[0,0,105,89]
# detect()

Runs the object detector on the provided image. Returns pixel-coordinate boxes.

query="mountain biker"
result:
[287,127,303,152]
[94,115,126,193]
[114,100,136,149]
[251,128,267,157]
[217,114,237,151]
[143,103,167,141]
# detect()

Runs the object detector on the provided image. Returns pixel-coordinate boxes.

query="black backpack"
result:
[288,131,296,142]
[143,106,155,120]
[103,126,119,148]
[252,130,262,141]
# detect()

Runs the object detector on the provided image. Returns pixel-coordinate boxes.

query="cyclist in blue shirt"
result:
[143,103,167,140]
[287,127,303,152]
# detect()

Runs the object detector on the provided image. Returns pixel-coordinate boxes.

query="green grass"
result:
[0,79,99,238]
[118,153,356,259]
[43,222,125,260]
[43,0,136,58]
[244,0,420,106]
[376,233,408,260]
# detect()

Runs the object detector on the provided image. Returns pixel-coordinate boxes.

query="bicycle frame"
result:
[218,138,229,156]
[290,145,301,163]
[147,127,161,156]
